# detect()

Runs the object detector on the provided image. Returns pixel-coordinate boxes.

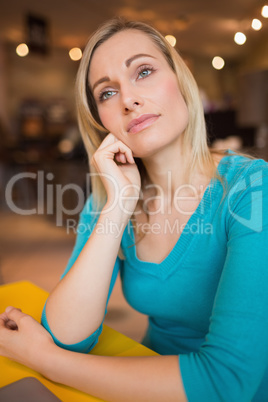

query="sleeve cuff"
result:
[41,301,102,354]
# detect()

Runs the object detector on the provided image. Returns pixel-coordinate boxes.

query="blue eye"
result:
[139,69,151,78]
[136,64,155,80]
[138,68,152,79]
[99,90,116,101]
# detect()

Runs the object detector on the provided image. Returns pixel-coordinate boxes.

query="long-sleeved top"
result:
[42,151,268,401]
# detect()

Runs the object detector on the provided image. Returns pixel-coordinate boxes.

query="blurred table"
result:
[0,281,157,401]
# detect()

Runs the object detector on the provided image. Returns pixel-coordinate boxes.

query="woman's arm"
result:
[179,162,268,401]
[46,348,185,402]
[45,203,130,344]
[45,134,141,345]
[0,307,187,402]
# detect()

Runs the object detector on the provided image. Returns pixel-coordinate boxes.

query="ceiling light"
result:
[212,56,225,70]
[69,47,82,61]
[165,35,176,47]
[252,18,262,30]
[16,43,29,57]
[58,139,74,154]
[234,32,247,45]
[261,5,268,18]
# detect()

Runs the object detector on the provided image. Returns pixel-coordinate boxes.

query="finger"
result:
[5,306,22,313]
[118,153,127,164]
[114,152,127,164]
[98,133,118,150]
[0,311,10,326]
[0,315,6,328]
[91,141,134,170]
[115,153,122,163]
[6,320,18,330]
[98,134,135,164]
[0,314,18,329]
[102,141,135,164]
[90,136,118,168]
[0,313,18,330]
[5,307,25,322]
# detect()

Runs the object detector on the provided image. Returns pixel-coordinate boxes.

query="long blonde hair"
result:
[75,18,215,211]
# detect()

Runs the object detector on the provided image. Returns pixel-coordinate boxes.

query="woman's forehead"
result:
[97,29,160,61]
[96,29,155,53]
[89,30,163,80]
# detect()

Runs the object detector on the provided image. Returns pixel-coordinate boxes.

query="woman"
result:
[1,18,268,402]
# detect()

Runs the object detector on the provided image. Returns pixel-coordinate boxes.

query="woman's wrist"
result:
[102,199,136,225]
[38,342,62,381]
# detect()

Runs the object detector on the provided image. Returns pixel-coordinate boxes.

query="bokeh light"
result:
[212,56,225,70]
[251,18,262,30]
[165,35,176,47]
[234,32,247,45]
[16,43,29,57]
[69,47,82,61]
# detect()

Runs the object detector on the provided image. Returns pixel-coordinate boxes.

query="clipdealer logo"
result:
[227,171,263,232]
[5,171,88,226]
[5,169,264,233]
[5,170,206,226]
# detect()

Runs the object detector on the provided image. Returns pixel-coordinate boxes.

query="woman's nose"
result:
[124,100,140,113]
[121,87,143,113]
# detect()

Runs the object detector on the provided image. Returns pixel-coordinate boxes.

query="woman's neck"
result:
[142,141,192,199]
[140,141,215,213]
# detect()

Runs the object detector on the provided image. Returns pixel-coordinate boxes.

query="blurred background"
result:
[0,0,268,342]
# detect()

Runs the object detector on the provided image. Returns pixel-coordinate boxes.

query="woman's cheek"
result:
[163,78,181,100]
[98,109,123,138]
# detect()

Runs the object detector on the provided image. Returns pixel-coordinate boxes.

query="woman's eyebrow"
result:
[92,76,110,92]
[125,53,156,67]
[92,54,156,92]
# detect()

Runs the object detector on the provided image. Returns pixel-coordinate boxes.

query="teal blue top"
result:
[42,152,268,401]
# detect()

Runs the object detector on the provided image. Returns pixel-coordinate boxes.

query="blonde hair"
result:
[75,18,215,211]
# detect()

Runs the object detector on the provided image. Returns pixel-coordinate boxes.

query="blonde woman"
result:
[1,19,268,402]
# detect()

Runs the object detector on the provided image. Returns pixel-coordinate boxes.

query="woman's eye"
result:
[137,68,153,79]
[99,90,116,101]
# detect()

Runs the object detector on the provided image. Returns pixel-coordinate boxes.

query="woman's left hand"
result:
[0,306,55,372]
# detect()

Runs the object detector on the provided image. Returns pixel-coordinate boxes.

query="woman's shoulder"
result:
[216,149,268,183]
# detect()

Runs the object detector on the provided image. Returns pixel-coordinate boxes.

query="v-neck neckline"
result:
[123,151,231,277]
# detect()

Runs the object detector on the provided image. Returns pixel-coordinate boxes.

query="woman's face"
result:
[89,29,189,159]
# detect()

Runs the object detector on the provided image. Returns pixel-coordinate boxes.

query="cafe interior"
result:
[0,0,268,345]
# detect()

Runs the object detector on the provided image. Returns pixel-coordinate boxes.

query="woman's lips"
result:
[127,114,159,134]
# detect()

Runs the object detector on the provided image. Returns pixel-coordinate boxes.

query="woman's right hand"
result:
[0,307,55,373]
[90,133,141,215]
